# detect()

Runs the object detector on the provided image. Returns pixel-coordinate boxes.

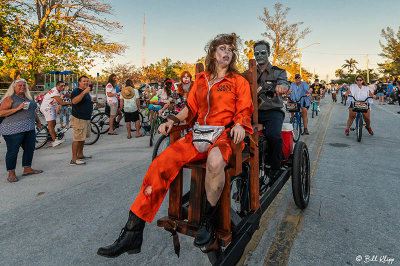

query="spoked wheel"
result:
[84,122,100,145]
[152,134,169,161]
[292,117,301,143]
[311,105,315,118]
[91,112,109,134]
[291,141,310,209]
[230,163,251,217]
[357,115,363,142]
[35,126,49,150]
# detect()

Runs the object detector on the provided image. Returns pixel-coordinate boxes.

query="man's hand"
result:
[230,123,245,144]
[83,87,91,94]
[159,120,174,136]
[36,121,42,129]
[275,85,288,95]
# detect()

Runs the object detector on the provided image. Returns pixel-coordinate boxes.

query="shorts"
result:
[109,102,118,116]
[40,107,57,122]
[377,92,384,97]
[124,111,140,122]
[71,116,91,141]
[149,104,162,111]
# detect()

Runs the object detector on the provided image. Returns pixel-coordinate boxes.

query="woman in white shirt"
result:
[106,74,120,135]
[344,75,376,136]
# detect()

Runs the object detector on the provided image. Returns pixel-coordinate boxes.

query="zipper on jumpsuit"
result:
[204,74,224,125]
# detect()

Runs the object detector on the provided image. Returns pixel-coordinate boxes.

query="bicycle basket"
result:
[352,101,369,113]
[286,102,300,112]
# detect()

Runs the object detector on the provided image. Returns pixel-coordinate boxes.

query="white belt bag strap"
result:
[192,122,225,153]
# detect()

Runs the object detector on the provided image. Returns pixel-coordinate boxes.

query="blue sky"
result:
[92,0,400,80]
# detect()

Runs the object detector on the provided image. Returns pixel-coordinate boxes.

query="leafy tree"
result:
[378,26,400,75]
[244,40,255,60]
[342,58,358,74]
[259,2,311,66]
[335,69,344,79]
[0,0,126,84]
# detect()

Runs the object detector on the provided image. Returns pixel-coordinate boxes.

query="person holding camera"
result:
[253,40,290,185]
[70,76,94,166]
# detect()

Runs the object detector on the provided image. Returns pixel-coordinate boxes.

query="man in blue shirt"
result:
[70,75,93,165]
[287,74,311,135]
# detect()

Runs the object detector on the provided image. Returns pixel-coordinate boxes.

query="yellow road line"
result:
[263,102,334,265]
[237,104,330,265]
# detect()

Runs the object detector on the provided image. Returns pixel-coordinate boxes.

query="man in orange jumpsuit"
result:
[97,33,253,258]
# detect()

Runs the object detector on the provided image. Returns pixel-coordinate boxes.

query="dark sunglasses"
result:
[295,77,301,79]
[254,50,268,56]
[356,79,363,81]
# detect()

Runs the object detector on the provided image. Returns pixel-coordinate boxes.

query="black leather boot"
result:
[97,211,145,258]
[193,199,218,247]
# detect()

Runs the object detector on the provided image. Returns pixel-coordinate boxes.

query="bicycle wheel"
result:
[312,107,315,118]
[91,112,109,134]
[149,118,157,147]
[293,115,301,142]
[357,114,363,142]
[84,122,100,145]
[152,134,169,161]
[35,126,50,149]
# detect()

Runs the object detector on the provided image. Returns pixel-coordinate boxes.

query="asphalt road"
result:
[0,96,398,266]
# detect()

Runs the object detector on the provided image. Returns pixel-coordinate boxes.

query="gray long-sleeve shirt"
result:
[257,63,290,112]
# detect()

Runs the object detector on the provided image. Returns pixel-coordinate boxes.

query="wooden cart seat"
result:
[157,59,259,248]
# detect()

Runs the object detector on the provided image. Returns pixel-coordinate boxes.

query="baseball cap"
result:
[295,74,301,78]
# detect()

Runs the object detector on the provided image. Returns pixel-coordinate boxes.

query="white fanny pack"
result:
[192,122,225,153]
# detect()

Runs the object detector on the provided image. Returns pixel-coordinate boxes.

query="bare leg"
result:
[126,122,132,138]
[362,110,371,127]
[77,141,85,158]
[301,107,308,129]
[72,141,79,162]
[135,120,141,136]
[346,109,356,130]
[48,120,57,142]
[205,147,226,206]
[109,115,116,133]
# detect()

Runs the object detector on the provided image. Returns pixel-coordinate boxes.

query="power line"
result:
[301,51,381,56]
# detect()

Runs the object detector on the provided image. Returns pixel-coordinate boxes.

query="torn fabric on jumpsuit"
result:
[130,71,254,223]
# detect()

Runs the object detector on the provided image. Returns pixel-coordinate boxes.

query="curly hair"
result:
[205,33,239,76]
[180,71,192,82]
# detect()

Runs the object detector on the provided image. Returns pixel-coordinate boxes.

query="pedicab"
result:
[157,59,311,265]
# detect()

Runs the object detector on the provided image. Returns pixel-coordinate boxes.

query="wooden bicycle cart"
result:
[157,59,311,265]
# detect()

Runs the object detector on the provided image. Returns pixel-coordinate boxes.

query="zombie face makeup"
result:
[182,74,191,84]
[254,44,270,66]
[215,44,233,67]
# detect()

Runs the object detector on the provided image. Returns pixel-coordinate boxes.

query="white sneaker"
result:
[317,106,320,111]
[70,159,86,166]
[51,140,64,147]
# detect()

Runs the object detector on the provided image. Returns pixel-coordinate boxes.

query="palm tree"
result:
[342,58,359,74]
[335,68,344,78]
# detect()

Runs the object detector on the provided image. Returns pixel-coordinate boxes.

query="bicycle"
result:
[286,95,307,142]
[348,96,372,142]
[310,94,319,118]
[91,110,144,134]
[35,121,100,149]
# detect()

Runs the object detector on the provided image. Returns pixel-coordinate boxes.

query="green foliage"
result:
[379,26,400,75]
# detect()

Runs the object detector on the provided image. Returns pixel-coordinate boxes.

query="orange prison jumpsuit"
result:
[130,71,254,223]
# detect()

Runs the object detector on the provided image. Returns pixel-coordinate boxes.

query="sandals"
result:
[7,176,19,182]
[108,132,118,135]
[135,134,145,138]
[22,169,43,176]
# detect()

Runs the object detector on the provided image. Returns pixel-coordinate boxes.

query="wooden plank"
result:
[188,167,206,226]
[217,171,231,234]
[167,129,183,219]
[250,132,260,211]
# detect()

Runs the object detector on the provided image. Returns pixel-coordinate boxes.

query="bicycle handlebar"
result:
[347,95,373,102]
[289,95,308,103]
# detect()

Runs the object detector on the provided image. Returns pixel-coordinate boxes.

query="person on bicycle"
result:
[97,33,253,258]
[40,81,71,147]
[177,71,193,100]
[288,74,311,135]
[344,75,376,136]
[253,40,289,185]
[310,79,323,111]
[156,80,174,116]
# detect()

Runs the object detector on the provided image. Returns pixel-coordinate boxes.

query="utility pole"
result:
[142,14,146,67]
[299,48,302,76]
[366,54,370,83]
